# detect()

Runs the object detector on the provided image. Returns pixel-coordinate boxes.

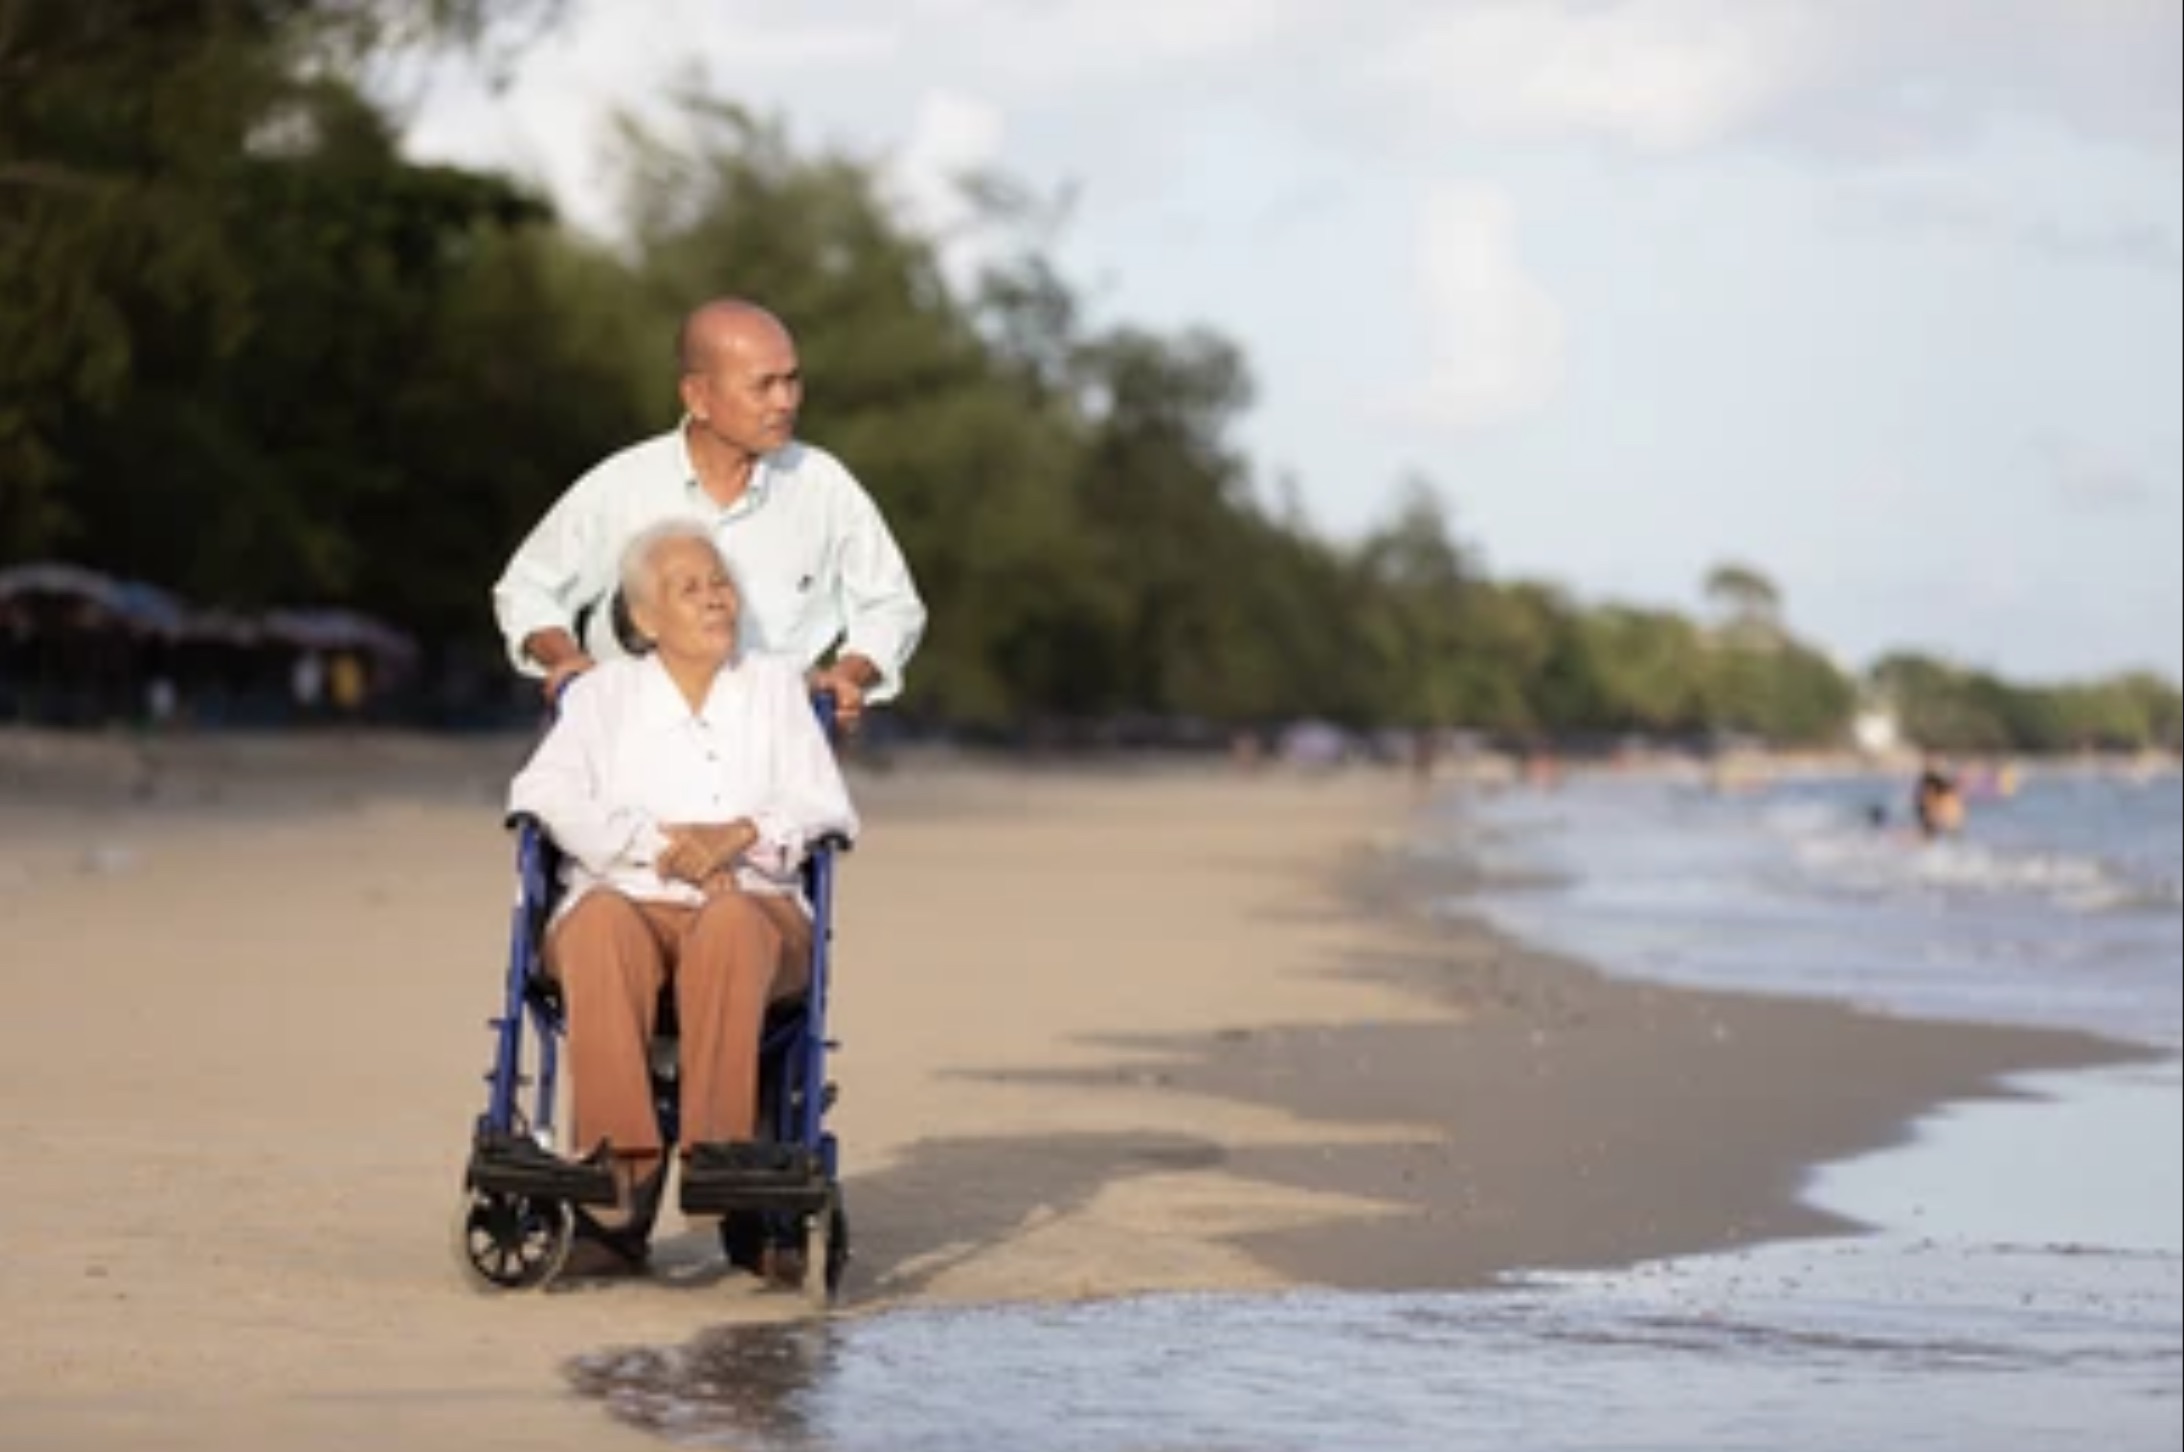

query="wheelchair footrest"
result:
[466,1131,621,1208]
[679,1141,830,1216]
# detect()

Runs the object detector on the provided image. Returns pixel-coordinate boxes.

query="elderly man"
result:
[509,519,859,1268]
[492,298,926,727]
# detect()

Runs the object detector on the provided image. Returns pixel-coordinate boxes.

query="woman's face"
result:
[631,537,739,666]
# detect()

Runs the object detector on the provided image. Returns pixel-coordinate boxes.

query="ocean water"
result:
[566,764,2184,1451]
[1458,764,2182,1049]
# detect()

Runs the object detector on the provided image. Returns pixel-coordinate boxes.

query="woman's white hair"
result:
[614,520,729,652]
[618,518,725,611]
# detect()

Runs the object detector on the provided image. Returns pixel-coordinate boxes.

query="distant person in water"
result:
[1913,759,1965,840]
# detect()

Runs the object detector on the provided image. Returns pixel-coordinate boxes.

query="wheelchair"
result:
[452,703,852,1306]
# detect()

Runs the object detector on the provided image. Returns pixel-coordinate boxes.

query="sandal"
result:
[567,1156,666,1271]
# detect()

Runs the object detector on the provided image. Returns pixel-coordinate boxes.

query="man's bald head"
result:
[676,298,805,466]
[676,298,794,376]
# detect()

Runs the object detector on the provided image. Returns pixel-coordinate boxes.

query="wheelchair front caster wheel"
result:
[452,1187,574,1291]
[804,1189,849,1311]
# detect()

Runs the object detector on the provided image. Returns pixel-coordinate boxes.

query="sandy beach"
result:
[0,729,2146,1451]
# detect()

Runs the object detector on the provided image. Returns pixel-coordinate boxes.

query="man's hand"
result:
[807,655,879,732]
[543,654,596,703]
[524,627,596,704]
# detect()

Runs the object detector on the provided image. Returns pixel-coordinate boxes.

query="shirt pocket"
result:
[732,541,828,654]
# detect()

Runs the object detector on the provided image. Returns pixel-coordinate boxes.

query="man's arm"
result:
[522,627,597,702]
[828,481,927,704]
[807,650,882,730]
[492,472,612,680]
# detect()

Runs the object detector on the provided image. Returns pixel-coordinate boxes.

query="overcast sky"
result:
[399,0,2183,681]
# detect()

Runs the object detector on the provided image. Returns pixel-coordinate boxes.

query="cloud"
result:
[884,89,1010,293]
[872,0,1317,95]
[888,89,1007,235]
[1250,178,1350,242]
[1844,188,2184,274]
[2034,436,2173,512]
[1769,0,2182,158]
[2017,219,2184,274]
[1342,0,2181,159]
[1392,182,1567,430]
[1363,0,1829,154]
[402,1,2184,237]
[2056,463,2157,510]
[700,19,898,68]
[568,0,898,70]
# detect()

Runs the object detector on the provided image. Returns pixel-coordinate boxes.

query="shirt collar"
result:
[635,649,744,727]
[633,653,690,727]
[677,416,774,517]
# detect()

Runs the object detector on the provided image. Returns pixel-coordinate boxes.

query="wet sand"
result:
[0,729,2145,1450]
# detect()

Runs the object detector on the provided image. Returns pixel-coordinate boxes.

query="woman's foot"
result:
[567,1153,665,1273]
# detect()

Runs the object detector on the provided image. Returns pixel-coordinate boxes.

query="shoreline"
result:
[0,732,2163,1448]
[936,817,2157,1294]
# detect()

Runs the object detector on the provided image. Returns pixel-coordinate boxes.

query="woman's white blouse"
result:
[507,652,859,914]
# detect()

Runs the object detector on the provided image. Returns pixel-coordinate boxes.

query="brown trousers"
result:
[547,888,813,1159]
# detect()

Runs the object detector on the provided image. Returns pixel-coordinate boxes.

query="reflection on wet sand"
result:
[567,1321,837,1449]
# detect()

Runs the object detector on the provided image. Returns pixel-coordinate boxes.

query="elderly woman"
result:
[508,519,858,1257]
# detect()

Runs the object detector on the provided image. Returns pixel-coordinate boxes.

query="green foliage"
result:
[0,0,561,549]
[1354,479,1474,727]
[1578,607,1710,734]
[2,1,282,545]
[1872,655,2182,754]
[4,13,2172,748]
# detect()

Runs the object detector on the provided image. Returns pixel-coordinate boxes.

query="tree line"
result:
[5,2,2177,752]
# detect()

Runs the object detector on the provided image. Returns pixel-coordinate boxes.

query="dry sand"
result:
[0,730,2140,1450]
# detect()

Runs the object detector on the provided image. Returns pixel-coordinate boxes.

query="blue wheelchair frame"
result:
[457,694,849,1295]
[472,817,845,1179]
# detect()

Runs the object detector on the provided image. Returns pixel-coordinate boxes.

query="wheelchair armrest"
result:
[504,810,544,836]
[813,831,854,856]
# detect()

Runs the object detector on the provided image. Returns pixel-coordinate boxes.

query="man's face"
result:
[683,324,802,458]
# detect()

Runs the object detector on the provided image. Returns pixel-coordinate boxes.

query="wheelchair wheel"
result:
[805,1187,849,1311]
[452,1187,574,1291]
[716,1191,848,1309]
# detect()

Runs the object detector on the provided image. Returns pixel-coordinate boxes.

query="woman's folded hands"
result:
[654,819,761,888]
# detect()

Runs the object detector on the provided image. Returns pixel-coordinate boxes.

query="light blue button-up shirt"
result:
[492,426,927,700]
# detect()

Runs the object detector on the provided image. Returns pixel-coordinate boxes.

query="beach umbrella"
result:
[0,561,125,613]
[261,606,420,666]
[178,608,265,645]
[111,580,190,637]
